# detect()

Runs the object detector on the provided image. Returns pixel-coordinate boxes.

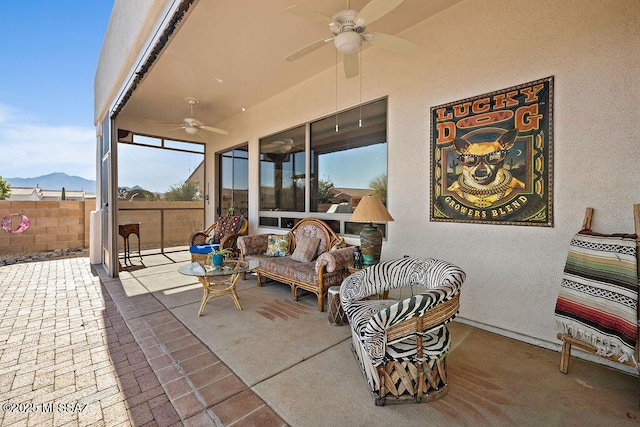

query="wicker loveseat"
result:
[237,218,354,311]
[340,257,466,405]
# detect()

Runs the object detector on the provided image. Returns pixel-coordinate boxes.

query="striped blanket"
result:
[555,231,638,364]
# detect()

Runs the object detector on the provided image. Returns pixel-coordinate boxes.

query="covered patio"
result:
[108,252,639,424]
[1,254,637,425]
[92,0,640,423]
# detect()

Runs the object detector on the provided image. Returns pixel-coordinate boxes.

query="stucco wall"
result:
[203,0,640,353]
[94,0,174,124]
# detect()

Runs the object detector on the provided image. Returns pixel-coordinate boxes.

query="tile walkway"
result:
[0,256,286,426]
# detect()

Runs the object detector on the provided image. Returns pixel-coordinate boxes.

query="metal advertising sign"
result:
[430,76,553,226]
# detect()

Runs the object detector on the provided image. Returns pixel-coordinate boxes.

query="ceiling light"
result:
[184,127,199,135]
[334,31,362,55]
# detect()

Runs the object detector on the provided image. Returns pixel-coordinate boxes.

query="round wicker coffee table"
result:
[179,259,259,316]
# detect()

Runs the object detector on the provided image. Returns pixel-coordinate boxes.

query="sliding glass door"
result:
[219,146,249,218]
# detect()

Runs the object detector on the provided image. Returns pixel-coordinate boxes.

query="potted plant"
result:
[209,247,235,267]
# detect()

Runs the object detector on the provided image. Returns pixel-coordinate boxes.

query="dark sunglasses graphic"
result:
[458,149,510,167]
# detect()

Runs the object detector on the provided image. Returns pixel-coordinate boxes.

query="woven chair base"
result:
[191,253,209,264]
[191,252,239,265]
[374,358,448,406]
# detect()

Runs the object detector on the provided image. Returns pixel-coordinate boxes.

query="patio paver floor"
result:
[0,256,286,426]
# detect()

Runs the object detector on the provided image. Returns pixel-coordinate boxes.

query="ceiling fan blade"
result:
[262,139,295,153]
[285,38,333,62]
[286,5,340,27]
[199,125,229,136]
[367,32,418,55]
[343,53,359,79]
[165,126,185,133]
[355,0,405,27]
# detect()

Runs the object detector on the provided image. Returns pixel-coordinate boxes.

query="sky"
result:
[0,1,114,182]
[0,2,383,194]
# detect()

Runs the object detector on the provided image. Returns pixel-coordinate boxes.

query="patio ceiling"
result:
[118,0,462,129]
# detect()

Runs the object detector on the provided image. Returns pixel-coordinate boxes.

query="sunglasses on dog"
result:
[458,149,510,166]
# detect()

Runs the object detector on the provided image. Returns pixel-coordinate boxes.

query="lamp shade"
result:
[350,196,393,266]
[350,196,394,223]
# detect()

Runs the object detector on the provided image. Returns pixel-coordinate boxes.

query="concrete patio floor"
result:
[1,251,638,426]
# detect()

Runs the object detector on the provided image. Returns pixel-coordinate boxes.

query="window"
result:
[257,98,388,234]
[219,146,249,217]
[311,98,387,213]
[259,125,305,212]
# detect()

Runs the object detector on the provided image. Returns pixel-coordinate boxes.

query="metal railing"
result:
[117,201,204,254]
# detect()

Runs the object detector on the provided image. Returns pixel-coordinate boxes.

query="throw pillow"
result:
[264,233,291,257]
[291,235,321,263]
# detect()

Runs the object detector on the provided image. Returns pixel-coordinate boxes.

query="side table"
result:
[119,222,141,264]
[327,286,348,326]
[347,265,362,275]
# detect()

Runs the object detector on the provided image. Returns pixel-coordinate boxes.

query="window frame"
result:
[258,97,388,237]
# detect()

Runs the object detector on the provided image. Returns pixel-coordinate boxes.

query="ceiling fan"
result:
[261,138,295,153]
[261,139,296,163]
[166,98,228,136]
[285,0,419,78]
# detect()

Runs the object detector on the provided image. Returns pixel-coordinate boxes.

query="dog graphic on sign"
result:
[447,128,525,208]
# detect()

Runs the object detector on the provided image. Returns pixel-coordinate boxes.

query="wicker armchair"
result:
[189,216,248,255]
[340,257,466,405]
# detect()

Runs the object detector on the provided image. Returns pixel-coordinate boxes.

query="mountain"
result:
[5,173,96,193]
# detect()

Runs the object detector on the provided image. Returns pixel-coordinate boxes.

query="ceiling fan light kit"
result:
[334,31,362,55]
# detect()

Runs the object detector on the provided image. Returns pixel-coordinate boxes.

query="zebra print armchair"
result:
[340,257,466,405]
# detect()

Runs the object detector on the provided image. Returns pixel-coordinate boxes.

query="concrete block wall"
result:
[0,200,96,255]
[0,200,205,256]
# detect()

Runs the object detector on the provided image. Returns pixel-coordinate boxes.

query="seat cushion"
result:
[258,255,317,284]
[349,299,451,363]
[189,243,220,254]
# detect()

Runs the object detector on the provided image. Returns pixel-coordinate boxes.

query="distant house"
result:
[315,188,373,214]
[8,187,43,201]
[40,189,94,201]
[186,160,205,192]
[6,187,95,201]
[330,188,373,208]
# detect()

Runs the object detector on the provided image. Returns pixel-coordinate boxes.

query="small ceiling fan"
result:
[285,0,419,78]
[261,139,295,162]
[261,138,295,153]
[166,98,228,136]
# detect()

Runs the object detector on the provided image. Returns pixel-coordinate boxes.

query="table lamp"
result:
[349,195,394,266]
